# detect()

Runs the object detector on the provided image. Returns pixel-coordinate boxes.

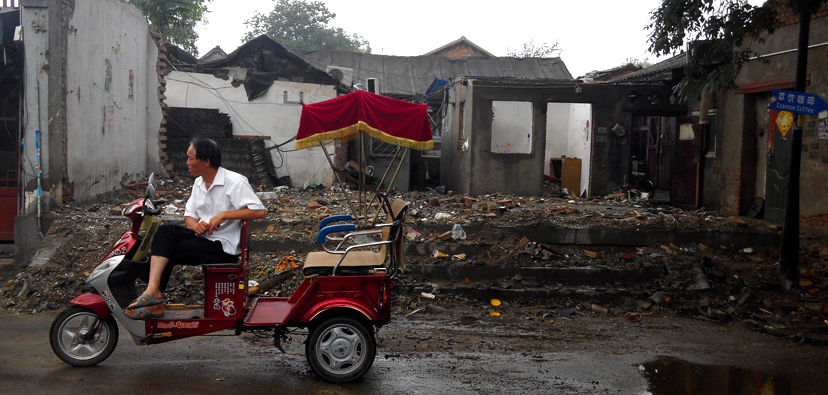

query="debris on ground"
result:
[1,175,826,345]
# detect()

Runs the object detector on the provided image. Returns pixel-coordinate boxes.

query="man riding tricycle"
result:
[49,90,434,383]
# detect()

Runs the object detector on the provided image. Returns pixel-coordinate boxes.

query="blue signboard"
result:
[768,89,828,115]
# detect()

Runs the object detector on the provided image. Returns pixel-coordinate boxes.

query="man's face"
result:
[186,145,209,177]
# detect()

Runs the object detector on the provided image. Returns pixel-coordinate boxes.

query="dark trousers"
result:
[150,224,239,291]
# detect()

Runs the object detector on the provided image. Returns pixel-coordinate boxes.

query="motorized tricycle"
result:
[49,172,407,383]
[50,89,433,383]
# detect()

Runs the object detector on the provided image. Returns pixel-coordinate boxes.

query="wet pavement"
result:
[3,310,828,394]
[642,357,792,395]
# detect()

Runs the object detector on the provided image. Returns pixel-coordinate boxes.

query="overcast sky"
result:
[194,0,766,78]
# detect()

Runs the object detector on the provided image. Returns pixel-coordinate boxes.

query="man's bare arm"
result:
[205,208,267,234]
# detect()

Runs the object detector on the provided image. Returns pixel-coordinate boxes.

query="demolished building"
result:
[162,35,344,189]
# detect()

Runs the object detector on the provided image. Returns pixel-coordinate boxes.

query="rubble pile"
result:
[1,176,826,344]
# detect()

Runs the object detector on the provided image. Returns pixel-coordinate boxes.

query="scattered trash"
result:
[590,304,609,314]
[432,251,447,258]
[420,292,436,299]
[405,226,422,241]
[451,224,467,240]
[434,212,451,220]
[273,256,299,271]
[489,312,501,317]
[490,299,501,307]
[405,307,427,317]
[451,253,466,261]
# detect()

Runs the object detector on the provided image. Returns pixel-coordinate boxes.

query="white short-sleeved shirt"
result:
[184,167,265,255]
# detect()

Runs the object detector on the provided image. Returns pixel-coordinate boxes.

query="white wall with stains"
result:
[20,0,162,209]
[64,0,162,202]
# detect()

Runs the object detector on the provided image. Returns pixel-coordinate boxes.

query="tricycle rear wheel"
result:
[50,306,118,367]
[306,316,375,383]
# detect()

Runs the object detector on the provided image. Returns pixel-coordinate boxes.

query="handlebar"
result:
[142,198,166,216]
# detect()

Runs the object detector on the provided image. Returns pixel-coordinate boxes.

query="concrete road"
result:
[2,310,826,394]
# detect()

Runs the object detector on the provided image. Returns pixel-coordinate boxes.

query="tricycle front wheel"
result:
[50,306,118,367]
[306,317,375,383]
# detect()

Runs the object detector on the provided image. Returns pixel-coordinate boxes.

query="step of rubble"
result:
[248,224,779,252]
[87,217,779,252]
[409,282,648,305]
[408,264,662,285]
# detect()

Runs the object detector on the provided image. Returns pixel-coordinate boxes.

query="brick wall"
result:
[433,43,488,59]
[773,1,828,27]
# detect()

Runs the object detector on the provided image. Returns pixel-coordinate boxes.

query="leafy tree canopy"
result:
[128,0,210,56]
[243,0,371,53]
[647,0,826,100]
[507,39,561,58]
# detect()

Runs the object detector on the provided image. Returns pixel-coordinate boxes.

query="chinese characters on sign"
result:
[768,89,828,115]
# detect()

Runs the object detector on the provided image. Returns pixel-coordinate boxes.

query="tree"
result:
[128,0,211,56]
[507,39,561,58]
[243,0,371,53]
[647,0,827,291]
[646,0,784,100]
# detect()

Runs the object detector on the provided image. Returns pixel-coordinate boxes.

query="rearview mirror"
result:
[146,183,157,199]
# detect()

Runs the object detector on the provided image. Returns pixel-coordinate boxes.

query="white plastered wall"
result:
[546,103,592,197]
[164,71,337,187]
[65,0,163,203]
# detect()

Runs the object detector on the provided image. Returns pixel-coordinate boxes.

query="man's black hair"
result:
[190,137,221,169]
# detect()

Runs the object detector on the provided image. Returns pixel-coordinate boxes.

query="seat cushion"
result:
[303,250,386,275]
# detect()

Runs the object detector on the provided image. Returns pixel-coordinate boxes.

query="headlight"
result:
[88,258,120,281]
[122,202,140,216]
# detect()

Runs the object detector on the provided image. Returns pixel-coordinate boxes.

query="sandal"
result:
[127,307,164,320]
[126,294,166,310]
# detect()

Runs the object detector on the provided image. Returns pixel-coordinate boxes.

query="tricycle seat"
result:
[200,220,249,270]
[303,199,407,276]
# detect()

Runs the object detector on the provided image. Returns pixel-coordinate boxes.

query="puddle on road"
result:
[641,356,791,395]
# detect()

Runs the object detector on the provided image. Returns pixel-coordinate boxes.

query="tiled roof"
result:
[295,50,573,98]
[609,52,688,83]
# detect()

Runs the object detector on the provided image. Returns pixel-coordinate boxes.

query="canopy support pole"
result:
[358,131,367,227]
[319,142,359,225]
[369,147,409,227]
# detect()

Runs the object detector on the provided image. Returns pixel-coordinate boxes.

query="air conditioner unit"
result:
[326,66,354,87]
[366,78,380,94]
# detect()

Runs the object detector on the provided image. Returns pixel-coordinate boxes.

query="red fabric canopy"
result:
[295,90,434,150]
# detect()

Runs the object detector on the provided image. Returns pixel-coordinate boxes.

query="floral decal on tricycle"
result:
[213,298,236,317]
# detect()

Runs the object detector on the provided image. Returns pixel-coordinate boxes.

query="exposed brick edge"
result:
[149,32,172,174]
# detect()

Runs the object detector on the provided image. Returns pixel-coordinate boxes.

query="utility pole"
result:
[778,6,813,290]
